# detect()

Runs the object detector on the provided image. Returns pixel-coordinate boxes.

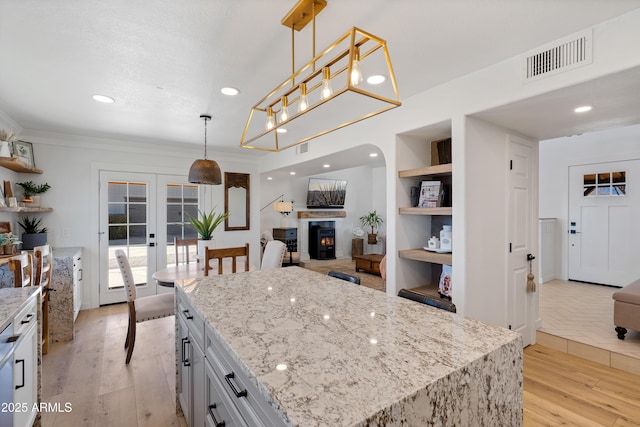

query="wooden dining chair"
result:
[10,253,33,288]
[174,237,198,264]
[115,249,174,364]
[33,244,52,355]
[204,243,250,276]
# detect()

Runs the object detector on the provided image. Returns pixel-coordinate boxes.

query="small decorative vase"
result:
[3,244,13,255]
[30,195,41,207]
[368,233,378,245]
[0,140,11,158]
[197,239,214,266]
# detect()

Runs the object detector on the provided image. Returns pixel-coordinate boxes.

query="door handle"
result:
[148,242,155,247]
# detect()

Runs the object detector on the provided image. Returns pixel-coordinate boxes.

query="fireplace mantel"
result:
[296,211,346,261]
[297,211,346,219]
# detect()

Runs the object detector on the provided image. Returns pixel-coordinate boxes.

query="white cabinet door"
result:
[177,315,192,426]
[13,321,37,427]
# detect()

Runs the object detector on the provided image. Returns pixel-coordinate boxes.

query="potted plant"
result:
[16,181,51,206]
[188,208,229,260]
[359,210,383,244]
[17,216,48,250]
[1,232,21,255]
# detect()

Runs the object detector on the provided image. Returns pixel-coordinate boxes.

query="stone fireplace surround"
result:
[297,211,346,261]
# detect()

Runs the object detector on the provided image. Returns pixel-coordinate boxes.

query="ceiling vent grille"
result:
[297,142,309,154]
[524,29,592,82]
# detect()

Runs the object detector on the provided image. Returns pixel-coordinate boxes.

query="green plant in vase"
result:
[188,208,229,259]
[1,232,21,255]
[17,216,48,250]
[359,210,383,245]
[16,180,51,206]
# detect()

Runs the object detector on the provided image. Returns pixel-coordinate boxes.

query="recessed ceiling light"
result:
[289,171,296,175]
[267,177,273,180]
[369,152,378,157]
[367,75,386,85]
[92,94,115,103]
[574,105,593,113]
[277,128,287,133]
[221,87,239,96]
[323,164,330,168]
[276,364,287,371]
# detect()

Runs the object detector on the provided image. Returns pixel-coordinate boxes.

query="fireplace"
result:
[309,221,336,260]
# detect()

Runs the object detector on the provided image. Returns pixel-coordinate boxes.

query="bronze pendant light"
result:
[189,114,222,185]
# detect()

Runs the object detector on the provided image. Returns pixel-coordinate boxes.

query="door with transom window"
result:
[99,171,199,305]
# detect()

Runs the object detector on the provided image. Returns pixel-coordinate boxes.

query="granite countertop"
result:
[178,267,522,426]
[0,287,40,331]
[52,247,82,258]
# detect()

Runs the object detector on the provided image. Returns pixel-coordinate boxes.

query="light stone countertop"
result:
[178,266,523,426]
[0,287,40,331]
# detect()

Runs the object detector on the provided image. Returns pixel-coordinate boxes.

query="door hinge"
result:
[508,325,512,330]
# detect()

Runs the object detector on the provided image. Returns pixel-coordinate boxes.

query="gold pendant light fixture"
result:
[240,0,401,152]
[189,114,222,185]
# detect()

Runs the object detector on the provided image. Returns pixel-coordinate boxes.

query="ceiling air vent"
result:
[523,29,592,82]
[297,142,309,154]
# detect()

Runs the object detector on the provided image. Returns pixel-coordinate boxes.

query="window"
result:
[583,171,626,197]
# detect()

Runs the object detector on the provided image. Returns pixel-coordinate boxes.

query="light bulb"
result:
[265,107,275,131]
[321,67,333,100]
[350,47,363,86]
[298,83,309,112]
[280,96,289,122]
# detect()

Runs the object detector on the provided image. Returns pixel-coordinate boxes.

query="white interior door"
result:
[507,136,536,347]
[568,161,640,286]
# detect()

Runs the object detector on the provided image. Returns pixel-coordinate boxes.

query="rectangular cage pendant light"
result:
[240,1,401,152]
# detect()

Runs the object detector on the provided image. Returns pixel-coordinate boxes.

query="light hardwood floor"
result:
[42,299,640,426]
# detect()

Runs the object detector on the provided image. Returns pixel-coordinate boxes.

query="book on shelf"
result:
[418,180,441,208]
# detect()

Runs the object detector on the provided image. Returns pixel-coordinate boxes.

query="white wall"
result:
[13,132,260,309]
[539,123,640,280]
[259,161,387,258]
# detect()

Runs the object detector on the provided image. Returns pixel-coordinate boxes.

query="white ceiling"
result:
[1,1,640,159]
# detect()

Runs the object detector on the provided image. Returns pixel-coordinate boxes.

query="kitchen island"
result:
[176,267,522,426]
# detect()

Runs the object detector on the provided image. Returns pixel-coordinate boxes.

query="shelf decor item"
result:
[13,140,35,168]
[17,216,48,250]
[359,210,383,245]
[0,129,17,158]
[188,208,229,261]
[16,180,51,206]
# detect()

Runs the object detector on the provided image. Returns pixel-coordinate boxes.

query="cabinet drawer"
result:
[205,357,247,427]
[13,297,37,335]
[205,323,285,427]
[177,292,205,350]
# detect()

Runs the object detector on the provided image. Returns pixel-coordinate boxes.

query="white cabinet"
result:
[72,251,83,320]
[0,294,39,427]
[177,288,285,427]
[177,291,205,427]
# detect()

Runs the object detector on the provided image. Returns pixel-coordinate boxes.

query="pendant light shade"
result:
[189,114,222,185]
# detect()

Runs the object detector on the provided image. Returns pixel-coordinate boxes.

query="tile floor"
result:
[538,279,640,361]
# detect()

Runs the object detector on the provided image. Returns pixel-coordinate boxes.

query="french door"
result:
[99,171,199,305]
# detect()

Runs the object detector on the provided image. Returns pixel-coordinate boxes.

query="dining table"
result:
[152,259,255,287]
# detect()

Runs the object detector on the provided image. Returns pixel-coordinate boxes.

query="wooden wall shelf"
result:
[0,157,43,174]
[0,207,53,213]
[398,163,452,179]
[297,211,347,219]
[398,207,452,216]
[399,249,452,265]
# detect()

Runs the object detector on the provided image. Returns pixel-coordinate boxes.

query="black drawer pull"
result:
[182,309,193,320]
[181,337,190,366]
[15,359,25,389]
[21,314,34,324]
[224,372,247,398]
[208,404,226,427]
